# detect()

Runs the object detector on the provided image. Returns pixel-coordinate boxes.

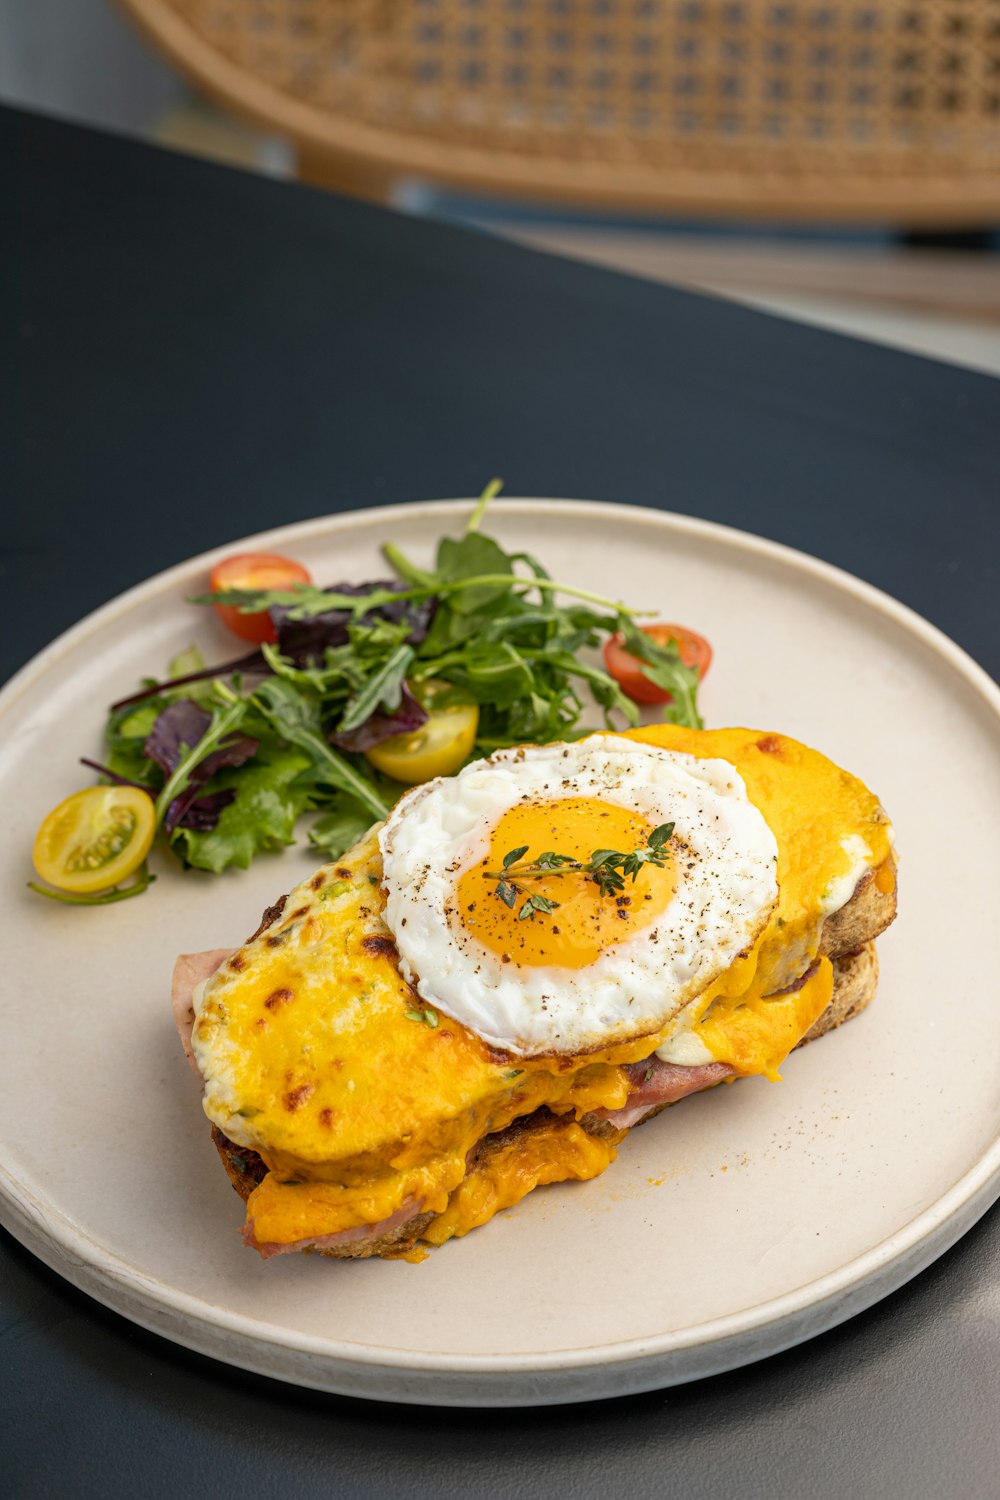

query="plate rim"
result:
[2,497,999,1405]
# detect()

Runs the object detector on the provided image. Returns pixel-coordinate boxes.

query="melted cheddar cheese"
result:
[630,725,890,1077]
[191,725,894,1252]
[421,1118,621,1247]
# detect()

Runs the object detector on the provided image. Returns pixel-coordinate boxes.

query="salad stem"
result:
[465,478,504,533]
[28,863,155,905]
[204,574,647,621]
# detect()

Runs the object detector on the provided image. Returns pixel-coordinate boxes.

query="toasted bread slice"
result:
[800,941,878,1044]
[819,860,896,959]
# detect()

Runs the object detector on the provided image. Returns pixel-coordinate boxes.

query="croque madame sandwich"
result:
[172,724,896,1260]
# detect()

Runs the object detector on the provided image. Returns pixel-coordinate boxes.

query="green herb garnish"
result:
[405,1008,439,1028]
[486,822,675,921]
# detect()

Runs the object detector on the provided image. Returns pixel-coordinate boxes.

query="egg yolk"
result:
[455,797,677,969]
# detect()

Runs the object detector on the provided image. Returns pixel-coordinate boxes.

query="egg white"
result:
[379,736,779,1056]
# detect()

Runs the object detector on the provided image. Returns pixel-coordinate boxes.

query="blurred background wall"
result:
[0,0,179,134]
[2,0,998,375]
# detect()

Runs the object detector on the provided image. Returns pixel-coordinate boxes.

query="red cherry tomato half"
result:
[603,623,713,706]
[209,552,312,643]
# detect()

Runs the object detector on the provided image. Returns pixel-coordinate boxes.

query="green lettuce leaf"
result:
[308,800,380,862]
[170,743,315,872]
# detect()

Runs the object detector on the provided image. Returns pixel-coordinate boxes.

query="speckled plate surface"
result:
[1,499,998,1406]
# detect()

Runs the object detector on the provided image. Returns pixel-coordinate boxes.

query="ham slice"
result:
[595,1056,734,1130]
[765,958,819,998]
[171,948,234,1077]
[244,1198,423,1259]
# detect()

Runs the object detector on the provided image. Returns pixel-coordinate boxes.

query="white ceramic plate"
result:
[2,500,999,1407]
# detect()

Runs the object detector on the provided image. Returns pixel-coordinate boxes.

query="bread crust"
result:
[799,941,878,1045]
[818,858,896,957]
[313,1212,435,1261]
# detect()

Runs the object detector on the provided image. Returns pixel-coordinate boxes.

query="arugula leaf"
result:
[189,583,384,618]
[260,640,358,699]
[615,616,703,730]
[525,649,640,728]
[418,641,536,708]
[508,549,552,580]
[201,572,634,624]
[251,677,389,820]
[330,683,427,753]
[381,542,436,590]
[338,643,414,734]
[416,599,493,656]
[347,616,414,659]
[272,583,435,661]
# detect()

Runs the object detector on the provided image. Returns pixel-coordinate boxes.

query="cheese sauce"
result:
[192,725,894,1250]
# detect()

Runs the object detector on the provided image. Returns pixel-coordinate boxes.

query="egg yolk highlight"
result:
[455,797,677,969]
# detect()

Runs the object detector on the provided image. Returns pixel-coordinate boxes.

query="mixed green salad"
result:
[29,488,708,904]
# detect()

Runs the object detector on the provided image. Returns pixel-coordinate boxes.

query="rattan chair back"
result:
[120,0,1000,220]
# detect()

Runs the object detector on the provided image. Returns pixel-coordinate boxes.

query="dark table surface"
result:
[2,105,999,1500]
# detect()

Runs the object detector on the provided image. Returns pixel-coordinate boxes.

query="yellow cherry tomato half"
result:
[366,701,480,785]
[33,786,156,894]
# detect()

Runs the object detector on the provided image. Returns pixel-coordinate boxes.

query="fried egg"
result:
[379,735,779,1055]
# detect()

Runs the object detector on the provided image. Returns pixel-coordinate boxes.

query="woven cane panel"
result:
[157,0,1000,179]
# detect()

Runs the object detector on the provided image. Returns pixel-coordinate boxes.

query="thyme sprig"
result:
[486,821,675,921]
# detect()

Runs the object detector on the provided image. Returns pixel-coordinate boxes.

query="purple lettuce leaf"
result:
[144,700,214,775]
[144,699,259,834]
[109,578,436,713]
[79,750,233,833]
[272,579,436,665]
[328,682,428,752]
[170,787,238,832]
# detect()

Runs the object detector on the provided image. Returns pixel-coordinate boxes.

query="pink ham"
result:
[244,1198,424,1259]
[595,1056,735,1130]
[171,948,234,1078]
